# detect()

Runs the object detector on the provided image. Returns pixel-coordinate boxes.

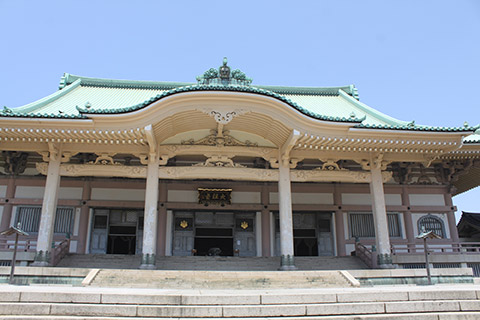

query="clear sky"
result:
[1,1,479,222]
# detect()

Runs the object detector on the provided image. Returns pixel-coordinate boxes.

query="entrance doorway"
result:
[275,212,334,257]
[107,226,136,254]
[89,209,143,255]
[294,229,318,256]
[194,228,234,256]
[172,211,256,257]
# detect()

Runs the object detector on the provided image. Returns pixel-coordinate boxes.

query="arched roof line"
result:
[76,84,365,124]
[84,90,360,142]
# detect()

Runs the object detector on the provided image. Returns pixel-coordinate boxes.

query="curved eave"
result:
[60,73,192,90]
[354,123,479,133]
[76,85,365,124]
[0,113,88,119]
[257,84,359,98]
[62,73,359,97]
[1,79,83,117]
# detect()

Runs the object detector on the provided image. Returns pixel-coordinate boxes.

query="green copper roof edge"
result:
[11,79,82,114]
[77,84,364,123]
[464,132,480,143]
[354,123,480,132]
[255,84,357,97]
[338,90,410,127]
[62,74,358,97]
[76,77,192,90]
[0,112,87,119]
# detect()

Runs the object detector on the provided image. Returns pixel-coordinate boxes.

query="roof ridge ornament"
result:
[196,57,252,86]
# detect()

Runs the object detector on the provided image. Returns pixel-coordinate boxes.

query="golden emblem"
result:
[240,221,249,230]
[180,220,188,229]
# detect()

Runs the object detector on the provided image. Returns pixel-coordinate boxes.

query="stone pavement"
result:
[1,282,480,319]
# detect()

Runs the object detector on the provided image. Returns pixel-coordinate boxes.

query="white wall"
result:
[0,185,6,198]
[342,193,371,205]
[91,188,145,201]
[168,190,197,203]
[269,192,334,205]
[342,193,402,206]
[409,194,445,206]
[231,192,261,204]
[15,186,44,199]
[15,186,83,200]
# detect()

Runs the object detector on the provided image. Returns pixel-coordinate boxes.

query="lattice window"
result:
[15,207,41,233]
[402,263,426,269]
[54,208,75,234]
[418,215,445,238]
[15,207,75,234]
[349,213,401,238]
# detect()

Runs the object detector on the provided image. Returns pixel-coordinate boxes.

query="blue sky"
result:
[1,1,479,222]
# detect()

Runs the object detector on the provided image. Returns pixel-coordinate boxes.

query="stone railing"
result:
[391,242,480,255]
[0,236,70,266]
[50,238,70,266]
[0,237,36,252]
[355,242,378,269]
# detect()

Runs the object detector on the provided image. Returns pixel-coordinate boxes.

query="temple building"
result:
[0,58,479,270]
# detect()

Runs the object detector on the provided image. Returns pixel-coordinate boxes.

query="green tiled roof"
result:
[355,123,479,132]
[1,73,477,133]
[464,132,480,144]
[74,83,365,123]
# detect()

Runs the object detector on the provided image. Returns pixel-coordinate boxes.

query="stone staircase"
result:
[89,269,355,289]
[56,254,368,270]
[0,285,479,319]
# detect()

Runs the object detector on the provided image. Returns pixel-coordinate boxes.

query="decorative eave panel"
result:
[35,162,391,183]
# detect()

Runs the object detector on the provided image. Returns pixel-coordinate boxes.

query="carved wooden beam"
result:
[35,162,391,183]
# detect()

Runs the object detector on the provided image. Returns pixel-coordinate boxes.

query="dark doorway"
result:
[194,228,233,256]
[107,226,136,254]
[294,229,318,256]
[294,238,318,256]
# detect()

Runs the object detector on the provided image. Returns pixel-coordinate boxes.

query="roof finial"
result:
[219,57,231,80]
[196,58,252,86]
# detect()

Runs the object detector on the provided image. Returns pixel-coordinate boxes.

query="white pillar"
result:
[165,210,173,256]
[269,211,275,257]
[140,155,159,269]
[255,211,262,257]
[278,160,296,270]
[32,155,61,266]
[369,163,393,268]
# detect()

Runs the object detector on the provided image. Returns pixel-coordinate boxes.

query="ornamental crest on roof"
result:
[196,57,252,86]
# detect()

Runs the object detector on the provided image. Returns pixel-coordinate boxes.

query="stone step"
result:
[0,300,479,318]
[90,269,355,289]
[2,314,480,320]
[2,288,478,305]
[1,286,479,319]
[57,255,368,271]
[2,312,480,320]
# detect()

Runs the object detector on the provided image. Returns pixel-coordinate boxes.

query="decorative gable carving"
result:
[181,129,258,147]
